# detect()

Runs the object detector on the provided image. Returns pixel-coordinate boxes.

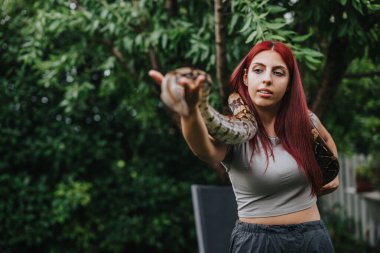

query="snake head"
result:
[160,67,212,116]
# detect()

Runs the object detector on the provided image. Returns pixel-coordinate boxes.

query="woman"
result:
[149,41,339,253]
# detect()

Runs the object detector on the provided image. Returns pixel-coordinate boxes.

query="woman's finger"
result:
[148,70,164,86]
[194,75,205,90]
[178,77,195,90]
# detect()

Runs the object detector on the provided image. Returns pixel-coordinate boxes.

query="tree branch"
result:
[165,0,178,17]
[359,11,380,30]
[344,71,380,79]
[99,38,138,80]
[148,47,160,71]
[214,0,230,111]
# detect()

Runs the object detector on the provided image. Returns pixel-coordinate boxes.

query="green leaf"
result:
[339,0,348,6]
[257,11,270,20]
[240,18,252,33]
[245,31,258,43]
[305,55,322,64]
[305,60,317,70]
[292,33,312,42]
[268,5,286,13]
[265,22,287,30]
[302,48,324,58]
[267,34,286,41]
[229,15,239,34]
[352,0,364,14]
[369,4,380,11]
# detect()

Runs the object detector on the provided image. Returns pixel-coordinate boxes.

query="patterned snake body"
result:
[161,68,258,144]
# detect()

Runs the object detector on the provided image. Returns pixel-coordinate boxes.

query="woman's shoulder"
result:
[308,110,320,127]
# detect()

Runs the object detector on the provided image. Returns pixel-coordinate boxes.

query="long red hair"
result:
[229,41,323,195]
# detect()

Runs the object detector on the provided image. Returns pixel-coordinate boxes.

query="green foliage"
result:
[355,165,373,180]
[0,174,53,247]
[367,151,380,190]
[0,0,379,252]
[323,57,380,154]
[51,179,92,224]
[1,1,217,252]
[230,0,325,70]
[321,204,370,253]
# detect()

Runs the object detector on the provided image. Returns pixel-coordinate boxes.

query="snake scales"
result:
[161,67,258,144]
[160,67,339,184]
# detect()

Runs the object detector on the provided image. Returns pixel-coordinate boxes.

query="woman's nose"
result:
[262,71,272,85]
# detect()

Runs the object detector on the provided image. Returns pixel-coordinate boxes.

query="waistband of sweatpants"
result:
[235,219,326,234]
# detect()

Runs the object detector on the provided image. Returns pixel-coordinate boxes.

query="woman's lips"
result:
[257,89,273,98]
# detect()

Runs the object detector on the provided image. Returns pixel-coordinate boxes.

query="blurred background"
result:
[1,0,379,252]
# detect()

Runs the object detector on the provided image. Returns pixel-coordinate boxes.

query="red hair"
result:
[229,41,323,195]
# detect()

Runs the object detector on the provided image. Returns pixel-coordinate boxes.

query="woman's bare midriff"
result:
[239,203,320,225]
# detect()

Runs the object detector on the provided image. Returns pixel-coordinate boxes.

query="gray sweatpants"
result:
[229,220,334,253]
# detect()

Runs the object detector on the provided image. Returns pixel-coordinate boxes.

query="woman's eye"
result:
[253,68,263,74]
[273,71,284,76]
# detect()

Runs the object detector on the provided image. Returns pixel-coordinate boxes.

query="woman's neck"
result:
[256,107,278,137]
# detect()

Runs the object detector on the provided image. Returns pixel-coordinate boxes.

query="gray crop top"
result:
[221,131,318,218]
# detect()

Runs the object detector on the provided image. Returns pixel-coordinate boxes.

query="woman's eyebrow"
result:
[273,65,287,69]
[273,65,288,71]
[252,62,287,70]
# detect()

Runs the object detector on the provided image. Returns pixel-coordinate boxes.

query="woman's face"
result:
[244,50,290,113]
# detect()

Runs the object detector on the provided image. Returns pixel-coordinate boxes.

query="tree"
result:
[0,0,379,252]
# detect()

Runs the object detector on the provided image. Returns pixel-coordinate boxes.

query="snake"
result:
[160,67,258,144]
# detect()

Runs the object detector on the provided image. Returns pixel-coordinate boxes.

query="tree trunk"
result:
[344,70,380,79]
[311,38,350,118]
[214,0,231,184]
[214,0,230,111]
[165,0,178,17]
[311,10,380,118]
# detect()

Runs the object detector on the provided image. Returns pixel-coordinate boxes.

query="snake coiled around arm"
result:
[160,67,258,144]
[159,67,339,184]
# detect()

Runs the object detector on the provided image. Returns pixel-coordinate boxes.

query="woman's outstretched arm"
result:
[181,107,228,163]
[149,70,228,164]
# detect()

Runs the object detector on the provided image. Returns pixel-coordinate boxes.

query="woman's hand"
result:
[148,69,205,116]
[318,175,339,196]
[148,70,164,86]
[148,69,227,163]
[178,75,205,115]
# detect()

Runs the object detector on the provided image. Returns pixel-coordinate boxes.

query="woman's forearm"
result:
[181,108,227,163]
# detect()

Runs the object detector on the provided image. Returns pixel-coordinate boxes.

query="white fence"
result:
[319,154,380,247]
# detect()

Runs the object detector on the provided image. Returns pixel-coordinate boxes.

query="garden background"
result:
[1,0,379,252]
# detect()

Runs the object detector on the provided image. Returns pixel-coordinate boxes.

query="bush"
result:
[321,204,371,253]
